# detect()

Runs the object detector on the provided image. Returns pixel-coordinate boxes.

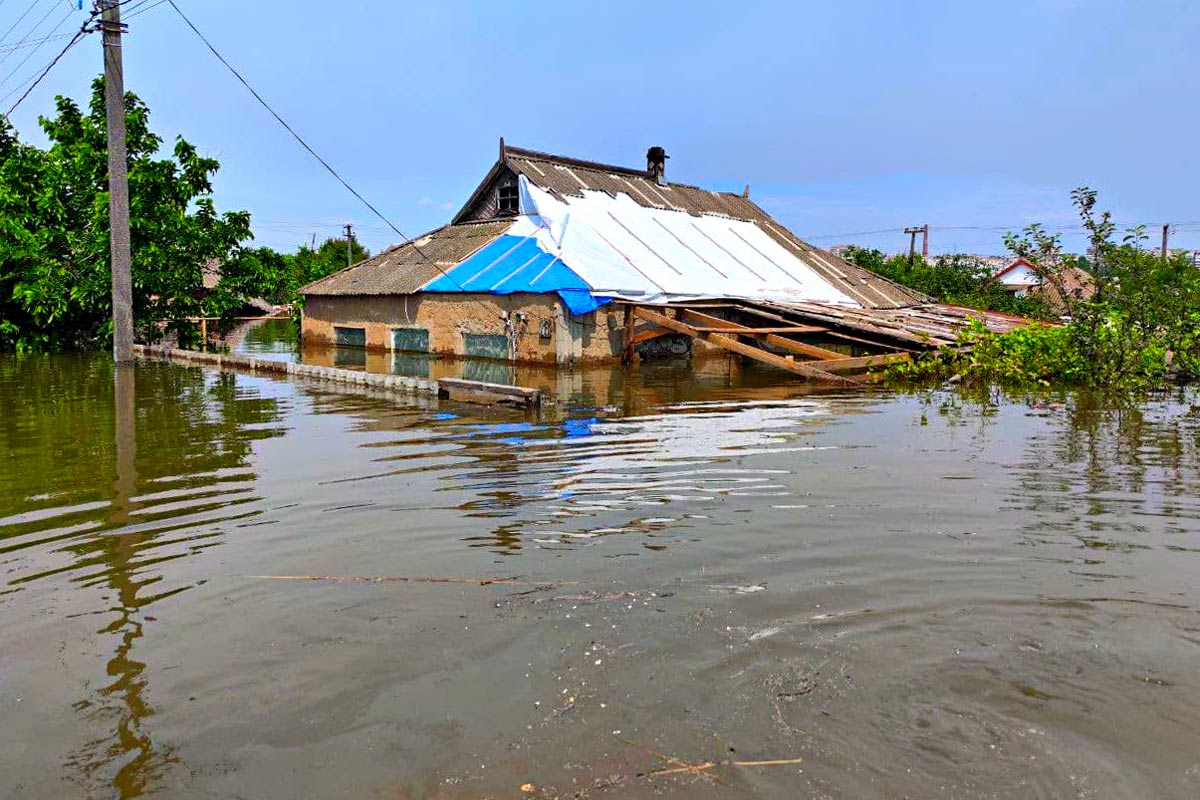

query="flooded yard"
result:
[3,329,1200,798]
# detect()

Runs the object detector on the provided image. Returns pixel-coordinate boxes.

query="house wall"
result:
[301,292,626,365]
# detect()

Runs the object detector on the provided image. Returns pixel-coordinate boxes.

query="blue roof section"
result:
[423,234,608,315]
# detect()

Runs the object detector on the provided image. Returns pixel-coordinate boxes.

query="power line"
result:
[0,28,73,55]
[0,0,62,73]
[0,0,47,48]
[164,0,421,252]
[0,4,75,90]
[2,16,88,117]
[161,0,594,334]
[125,0,167,19]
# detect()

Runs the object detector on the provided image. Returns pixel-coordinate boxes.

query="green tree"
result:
[291,237,368,285]
[0,78,273,353]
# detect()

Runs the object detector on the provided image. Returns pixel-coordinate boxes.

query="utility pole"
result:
[1161,224,1170,261]
[904,226,923,265]
[344,223,354,268]
[99,1,133,363]
[921,223,930,258]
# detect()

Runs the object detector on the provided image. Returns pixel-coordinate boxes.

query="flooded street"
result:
[3,330,1200,798]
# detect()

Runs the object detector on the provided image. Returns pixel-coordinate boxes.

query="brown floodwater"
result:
[3,322,1200,799]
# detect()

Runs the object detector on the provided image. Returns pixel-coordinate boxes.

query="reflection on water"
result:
[0,356,286,798]
[3,339,1200,798]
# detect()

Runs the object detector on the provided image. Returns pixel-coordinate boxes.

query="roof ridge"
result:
[504,145,745,199]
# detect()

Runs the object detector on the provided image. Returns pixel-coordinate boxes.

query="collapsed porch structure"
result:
[618,298,1024,384]
[301,142,1023,383]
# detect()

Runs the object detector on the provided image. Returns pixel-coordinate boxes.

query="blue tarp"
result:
[423,235,608,316]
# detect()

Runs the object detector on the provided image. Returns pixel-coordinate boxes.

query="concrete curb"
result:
[133,345,542,407]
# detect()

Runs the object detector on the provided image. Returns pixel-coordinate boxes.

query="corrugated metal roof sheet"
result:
[501,147,925,309]
[301,220,511,296]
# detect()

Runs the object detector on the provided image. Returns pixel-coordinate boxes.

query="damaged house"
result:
[301,142,1020,380]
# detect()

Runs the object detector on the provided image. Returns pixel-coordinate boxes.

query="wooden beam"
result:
[728,302,921,352]
[799,353,911,373]
[677,308,848,361]
[821,330,915,352]
[438,378,541,408]
[622,304,635,363]
[630,325,672,345]
[691,326,827,334]
[634,307,859,385]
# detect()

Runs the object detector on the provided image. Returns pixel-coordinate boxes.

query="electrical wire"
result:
[163,0,604,334]
[1,16,87,116]
[0,0,47,47]
[0,0,62,73]
[164,0,423,254]
[0,4,75,89]
[125,0,167,19]
[0,28,73,54]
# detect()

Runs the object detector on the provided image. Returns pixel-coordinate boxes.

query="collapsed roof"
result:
[303,144,927,311]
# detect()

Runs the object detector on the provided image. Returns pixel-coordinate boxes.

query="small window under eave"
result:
[497,180,519,216]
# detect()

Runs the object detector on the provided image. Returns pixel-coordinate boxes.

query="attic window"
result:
[497,181,519,215]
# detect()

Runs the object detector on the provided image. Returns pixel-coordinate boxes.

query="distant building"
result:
[992,257,1094,312]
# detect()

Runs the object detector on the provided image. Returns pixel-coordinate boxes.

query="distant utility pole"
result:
[343,223,355,268]
[99,1,133,363]
[904,226,924,265]
[921,223,930,258]
[1161,224,1170,261]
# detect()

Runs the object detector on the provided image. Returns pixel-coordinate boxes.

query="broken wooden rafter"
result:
[633,307,860,385]
[799,352,911,373]
[676,308,848,361]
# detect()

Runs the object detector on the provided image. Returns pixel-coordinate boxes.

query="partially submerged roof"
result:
[303,143,926,310]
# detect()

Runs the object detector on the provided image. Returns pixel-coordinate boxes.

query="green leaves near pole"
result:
[0,78,271,353]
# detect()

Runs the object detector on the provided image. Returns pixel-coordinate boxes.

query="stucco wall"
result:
[301,292,626,365]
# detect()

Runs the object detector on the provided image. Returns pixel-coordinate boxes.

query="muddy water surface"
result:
[2,337,1200,799]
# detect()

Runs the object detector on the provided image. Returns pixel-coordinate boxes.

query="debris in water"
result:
[250,574,568,588]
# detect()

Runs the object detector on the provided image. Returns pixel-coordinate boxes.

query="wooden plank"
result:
[630,325,672,344]
[691,325,828,334]
[677,308,849,361]
[437,378,541,408]
[633,307,859,385]
[622,304,635,363]
[822,330,915,352]
[799,353,911,373]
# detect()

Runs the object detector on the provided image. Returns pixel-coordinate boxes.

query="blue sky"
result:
[4,0,1199,257]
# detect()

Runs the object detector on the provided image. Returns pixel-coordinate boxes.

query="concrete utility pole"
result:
[344,223,354,268]
[1161,224,1170,261]
[904,226,923,265]
[921,224,930,258]
[99,1,133,363]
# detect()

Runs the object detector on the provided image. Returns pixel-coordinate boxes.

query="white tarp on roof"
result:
[513,176,860,307]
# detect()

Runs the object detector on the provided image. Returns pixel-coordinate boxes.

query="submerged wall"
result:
[301,292,626,365]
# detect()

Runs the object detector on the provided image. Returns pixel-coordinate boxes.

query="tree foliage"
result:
[0,79,273,352]
[281,236,368,303]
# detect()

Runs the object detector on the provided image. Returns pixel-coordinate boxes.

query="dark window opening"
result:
[497,182,519,215]
[334,326,366,348]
